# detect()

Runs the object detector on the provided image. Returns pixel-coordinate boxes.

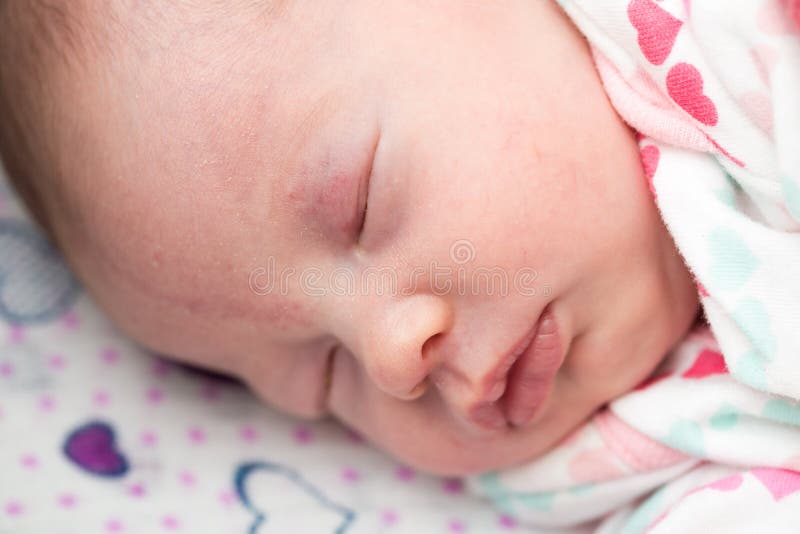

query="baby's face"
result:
[41,0,699,475]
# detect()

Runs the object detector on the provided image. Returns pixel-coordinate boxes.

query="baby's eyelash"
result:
[356,182,369,238]
[356,133,380,241]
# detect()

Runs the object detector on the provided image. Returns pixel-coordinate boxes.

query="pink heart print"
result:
[752,468,800,501]
[681,348,728,379]
[628,0,683,65]
[594,410,688,471]
[667,63,719,126]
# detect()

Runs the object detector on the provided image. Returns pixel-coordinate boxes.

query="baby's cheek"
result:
[244,367,328,420]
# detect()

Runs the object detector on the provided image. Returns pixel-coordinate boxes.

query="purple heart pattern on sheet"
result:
[62,420,130,478]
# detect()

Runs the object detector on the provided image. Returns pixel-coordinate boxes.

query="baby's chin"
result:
[331,372,603,477]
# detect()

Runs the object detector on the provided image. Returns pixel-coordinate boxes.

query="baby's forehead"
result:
[6,0,351,324]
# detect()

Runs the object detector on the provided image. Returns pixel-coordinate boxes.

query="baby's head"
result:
[0,0,699,475]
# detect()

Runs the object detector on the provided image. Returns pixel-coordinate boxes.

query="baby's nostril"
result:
[421,333,443,361]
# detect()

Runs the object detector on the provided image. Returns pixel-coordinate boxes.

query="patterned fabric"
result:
[469,1,800,531]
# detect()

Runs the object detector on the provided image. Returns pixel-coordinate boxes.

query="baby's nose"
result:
[358,294,452,400]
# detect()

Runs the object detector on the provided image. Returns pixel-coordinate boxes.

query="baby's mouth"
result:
[462,303,566,432]
[500,305,564,428]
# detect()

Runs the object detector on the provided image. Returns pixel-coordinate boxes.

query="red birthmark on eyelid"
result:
[319,170,357,233]
[288,165,356,236]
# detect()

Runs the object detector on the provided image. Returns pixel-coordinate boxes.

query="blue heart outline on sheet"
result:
[234,461,356,534]
[0,218,80,324]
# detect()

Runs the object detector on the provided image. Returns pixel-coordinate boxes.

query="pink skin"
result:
[35,0,699,475]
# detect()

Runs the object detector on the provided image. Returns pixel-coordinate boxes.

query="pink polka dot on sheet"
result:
[0,362,13,377]
[60,310,80,330]
[39,394,56,412]
[498,514,518,529]
[20,454,38,469]
[240,425,260,443]
[101,348,120,365]
[341,467,360,483]
[381,509,399,525]
[442,478,465,494]
[179,471,196,487]
[93,390,111,407]
[448,519,467,532]
[48,354,67,370]
[187,427,206,444]
[292,425,313,444]
[105,519,124,532]
[218,489,237,507]
[394,465,416,482]
[58,493,77,508]
[140,431,158,447]
[9,324,25,343]
[5,500,23,516]
[146,387,165,404]
[161,515,180,529]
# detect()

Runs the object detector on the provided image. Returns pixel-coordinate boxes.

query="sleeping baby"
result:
[0,0,797,531]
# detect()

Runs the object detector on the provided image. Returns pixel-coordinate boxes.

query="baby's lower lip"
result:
[501,305,565,428]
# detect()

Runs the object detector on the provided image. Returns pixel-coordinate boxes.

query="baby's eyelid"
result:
[356,132,381,243]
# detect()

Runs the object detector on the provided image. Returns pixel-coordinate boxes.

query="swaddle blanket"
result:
[0,174,581,533]
[469,1,800,532]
